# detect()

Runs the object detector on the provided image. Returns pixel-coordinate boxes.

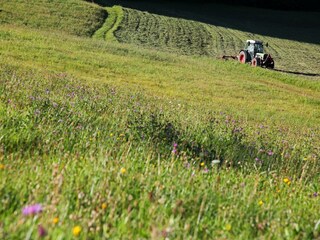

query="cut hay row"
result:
[114,8,214,56]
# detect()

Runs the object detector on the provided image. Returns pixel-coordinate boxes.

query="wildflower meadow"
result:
[0,0,320,239]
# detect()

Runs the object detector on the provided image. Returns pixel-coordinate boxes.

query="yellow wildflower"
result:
[200,162,205,167]
[284,178,291,185]
[102,203,107,210]
[258,200,264,206]
[120,167,126,174]
[225,224,232,231]
[72,226,81,237]
[53,217,59,224]
[110,133,113,137]
[0,164,4,170]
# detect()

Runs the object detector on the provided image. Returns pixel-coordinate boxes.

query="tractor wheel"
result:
[238,51,247,64]
[268,62,275,69]
[263,54,275,69]
[251,58,261,67]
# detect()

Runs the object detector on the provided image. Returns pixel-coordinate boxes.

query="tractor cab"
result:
[245,40,264,60]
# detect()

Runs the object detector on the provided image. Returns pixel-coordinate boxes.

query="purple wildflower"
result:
[38,225,47,238]
[233,127,243,133]
[267,150,274,156]
[203,167,209,173]
[313,192,319,197]
[255,157,262,164]
[172,142,178,155]
[22,204,42,216]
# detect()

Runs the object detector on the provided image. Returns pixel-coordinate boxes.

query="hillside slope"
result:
[1,25,320,128]
[1,1,320,239]
[109,6,320,76]
[0,0,106,36]
[1,25,320,239]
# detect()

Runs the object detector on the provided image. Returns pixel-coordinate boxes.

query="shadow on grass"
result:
[272,69,320,77]
[91,0,320,45]
[220,57,320,77]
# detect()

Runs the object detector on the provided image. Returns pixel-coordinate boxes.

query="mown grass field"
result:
[0,0,320,239]
[112,7,320,76]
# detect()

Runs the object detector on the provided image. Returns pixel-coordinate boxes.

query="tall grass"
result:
[0,1,319,239]
[1,62,319,239]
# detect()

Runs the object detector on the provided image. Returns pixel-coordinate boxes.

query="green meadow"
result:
[0,0,319,239]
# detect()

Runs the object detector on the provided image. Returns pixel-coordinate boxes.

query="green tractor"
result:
[238,40,274,69]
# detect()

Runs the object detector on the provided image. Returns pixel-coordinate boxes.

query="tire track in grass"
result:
[93,6,123,41]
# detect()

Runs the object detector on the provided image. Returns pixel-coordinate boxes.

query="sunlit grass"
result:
[0,0,319,239]
[1,25,319,128]
[0,50,319,238]
[0,0,106,36]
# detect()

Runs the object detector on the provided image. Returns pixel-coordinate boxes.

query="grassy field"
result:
[112,7,320,76]
[0,0,106,36]
[1,0,320,239]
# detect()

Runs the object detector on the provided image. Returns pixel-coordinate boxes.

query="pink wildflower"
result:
[22,204,42,216]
